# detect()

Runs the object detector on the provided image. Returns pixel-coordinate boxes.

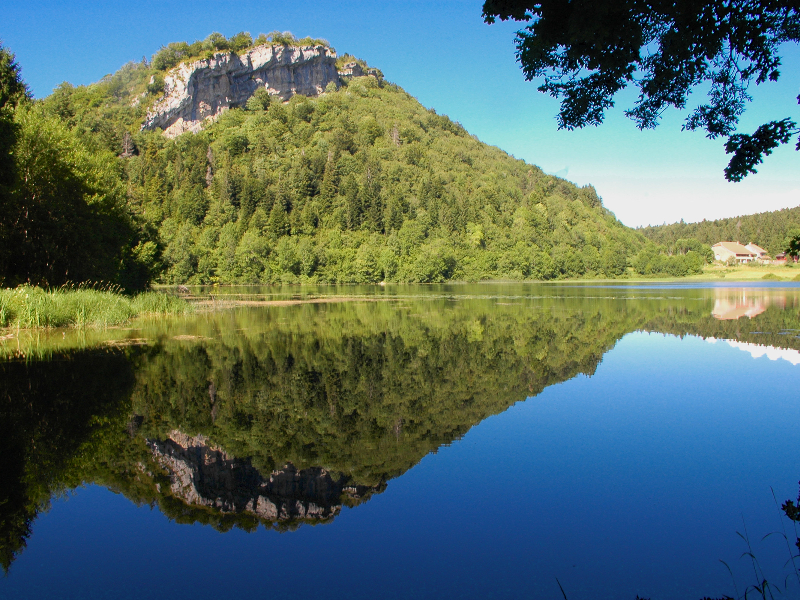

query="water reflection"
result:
[2,285,800,577]
[147,431,382,528]
[707,337,800,365]
[711,287,790,320]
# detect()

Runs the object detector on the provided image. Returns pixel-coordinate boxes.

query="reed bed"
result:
[0,285,191,329]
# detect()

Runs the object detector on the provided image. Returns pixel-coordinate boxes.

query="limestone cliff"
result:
[147,431,382,525]
[142,44,339,138]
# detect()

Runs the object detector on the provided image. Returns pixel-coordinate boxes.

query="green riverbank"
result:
[0,286,191,329]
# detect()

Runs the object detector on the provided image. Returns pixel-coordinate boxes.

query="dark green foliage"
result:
[784,228,800,258]
[0,46,159,290]
[630,236,712,277]
[632,244,706,277]
[0,106,155,289]
[146,73,164,95]
[641,208,800,258]
[0,42,30,283]
[725,118,799,182]
[228,32,253,53]
[483,0,800,181]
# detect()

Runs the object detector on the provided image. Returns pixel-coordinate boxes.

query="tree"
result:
[0,44,156,290]
[4,105,151,289]
[784,227,800,258]
[482,1,800,181]
[0,42,29,189]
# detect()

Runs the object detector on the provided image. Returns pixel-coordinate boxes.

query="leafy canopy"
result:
[482,0,800,181]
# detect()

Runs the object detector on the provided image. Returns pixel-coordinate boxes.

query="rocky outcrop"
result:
[142,45,339,138]
[147,431,381,524]
[338,61,382,80]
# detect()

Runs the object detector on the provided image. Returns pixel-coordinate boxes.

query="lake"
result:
[1,282,800,600]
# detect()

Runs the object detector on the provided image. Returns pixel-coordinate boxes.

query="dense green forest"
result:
[0,33,716,289]
[640,206,800,256]
[3,292,800,570]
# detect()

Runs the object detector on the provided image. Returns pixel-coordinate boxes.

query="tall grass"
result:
[0,285,191,329]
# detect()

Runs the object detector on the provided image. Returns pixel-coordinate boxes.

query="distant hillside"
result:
[639,206,800,256]
[3,31,711,287]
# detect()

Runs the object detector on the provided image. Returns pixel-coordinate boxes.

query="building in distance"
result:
[712,241,759,264]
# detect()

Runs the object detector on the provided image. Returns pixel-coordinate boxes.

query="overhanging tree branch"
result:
[483,0,800,181]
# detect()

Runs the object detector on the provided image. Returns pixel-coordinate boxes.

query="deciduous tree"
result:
[483,0,800,181]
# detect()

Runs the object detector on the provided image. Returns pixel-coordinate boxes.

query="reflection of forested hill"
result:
[115,299,635,533]
[3,293,800,571]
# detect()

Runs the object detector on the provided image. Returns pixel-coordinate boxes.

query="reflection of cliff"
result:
[1,297,642,565]
[147,431,382,525]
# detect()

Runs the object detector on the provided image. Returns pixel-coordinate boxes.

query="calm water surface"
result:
[2,283,800,600]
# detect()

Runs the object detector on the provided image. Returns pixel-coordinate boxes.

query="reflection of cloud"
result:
[707,337,800,365]
[712,289,786,320]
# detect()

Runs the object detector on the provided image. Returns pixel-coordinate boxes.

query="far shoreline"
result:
[155,263,800,296]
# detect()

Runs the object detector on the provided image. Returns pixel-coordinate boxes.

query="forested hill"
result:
[2,32,710,287]
[639,206,800,256]
[124,80,641,284]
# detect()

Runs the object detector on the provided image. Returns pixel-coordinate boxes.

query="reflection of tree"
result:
[4,295,800,570]
[0,351,135,572]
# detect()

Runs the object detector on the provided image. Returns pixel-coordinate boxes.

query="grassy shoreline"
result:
[3,267,797,332]
[0,286,192,329]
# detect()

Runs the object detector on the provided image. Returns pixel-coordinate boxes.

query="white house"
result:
[744,243,769,261]
[712,241,757,263]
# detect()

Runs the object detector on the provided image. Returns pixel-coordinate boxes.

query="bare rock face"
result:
[142,44,339,138]
[338,61,382,80]
[147,430,380,525]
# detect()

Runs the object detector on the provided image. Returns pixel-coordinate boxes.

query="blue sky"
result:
[4,0,799,228]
